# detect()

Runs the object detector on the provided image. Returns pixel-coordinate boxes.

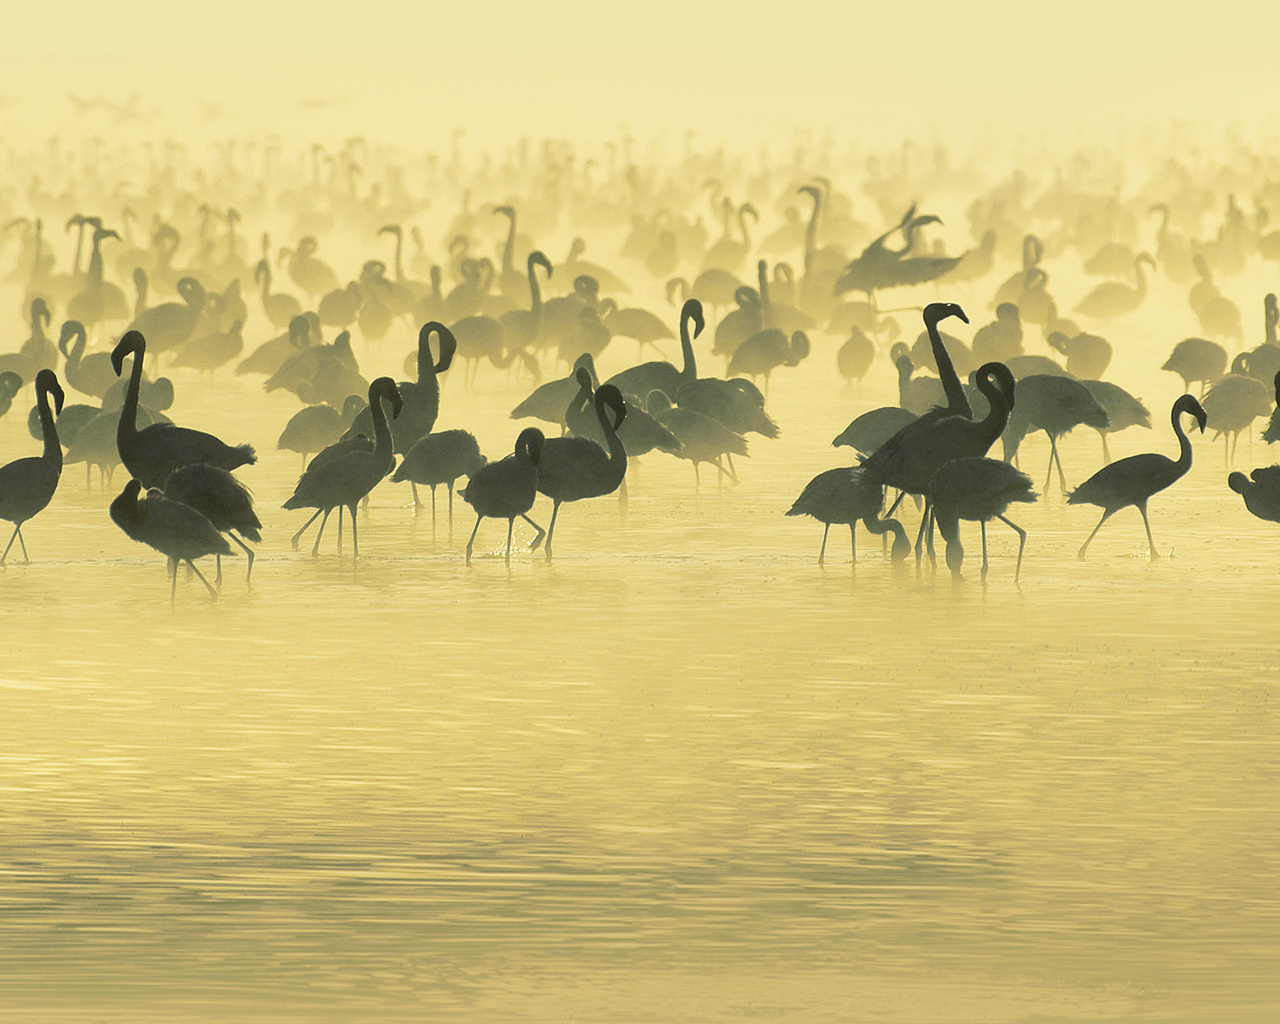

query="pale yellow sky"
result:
[3,2,1277,150]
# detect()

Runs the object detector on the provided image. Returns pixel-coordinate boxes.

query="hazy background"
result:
[5,1,1277,152]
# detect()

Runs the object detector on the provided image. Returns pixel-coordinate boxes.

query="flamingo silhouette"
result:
[1069,395,1207,559]
[0,369,64,564]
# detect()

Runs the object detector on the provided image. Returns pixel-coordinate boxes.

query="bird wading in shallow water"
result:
[1068,395,1206,560]
[0,369,64,564]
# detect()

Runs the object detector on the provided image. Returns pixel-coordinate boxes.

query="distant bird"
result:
[1047,330,1111,379]
[282,377,402,557]
[599,297,673,356]
[971,302,1023,363]
[1239,295,1280,385]
[0,298,56,381]
[892,345,948,418]
[837,325,877,385]
[1075,252,1156,320]
[461,426,546,564]
[647,390,749,487]
[1080,379,1152,463]
[1162,337,1228,395]
[1068,394,1207,560]
[929,456,1037,582]
[391,428,486,529]
[0,369,64,564]
[59,319,116,399]
[1227,466,1280,525]
[125,276,206,354]
[255,257,302,330]
[833,406,918,455]
[277,394,366,467]
[1001,374,1109,495]
[112,331,256,489]
[163,463,261,583]
[173,318,244,373]
[238,312,317,378]
[0,371,22,418]
[536,375,628,558]
[786,466,909,565]
[511,353,597,429]
[727,329,810,391]
[110,478,232,601]
[1201,354,1274,465]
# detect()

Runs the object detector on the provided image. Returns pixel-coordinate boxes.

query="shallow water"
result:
[1,260,1278,1024]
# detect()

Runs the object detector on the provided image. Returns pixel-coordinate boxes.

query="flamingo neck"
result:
[1172,407,1194,475]
[37,386,61,468]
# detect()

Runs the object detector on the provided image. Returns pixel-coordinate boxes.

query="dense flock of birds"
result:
[1,127,1279,599]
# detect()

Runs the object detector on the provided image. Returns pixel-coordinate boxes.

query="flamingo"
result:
[163,463,261,583]
[112,331,256,490]
[1068,394,1206,560]
[391,429,487,531]
[536,375,628,559]
[929,457,1037,582]
[461,427,546,564]
[110,478,231,601]
[282,377,402,558]
[1228,466,1280,525]
[786,466,910,565]
[0,369,64,564]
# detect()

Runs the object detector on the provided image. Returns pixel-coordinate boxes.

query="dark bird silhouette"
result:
[859,361,1017,563]
[834,209,961,298]
[605,299,700,403]
[1262,372,1280,445]
[163,463,261,583]
[282,377,402,558]
[343,322,456,457]
[0,369,64,564]
[392,429,486,530]
[786,466,909,565]
[930,456,1037,582]
[110,478,232,601]
[1228,465,1280,525]
[1068,394,1206,560]
[461,426,546,564]
[1001,374,1110,495]
[536,375,628,558]
[112,331,256,489]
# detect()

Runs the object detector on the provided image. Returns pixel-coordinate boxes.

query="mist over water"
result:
[1,17,1279,1022]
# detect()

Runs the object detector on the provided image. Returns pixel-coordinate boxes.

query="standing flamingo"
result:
[0,369,64,564]
[1068,395,1207,559]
